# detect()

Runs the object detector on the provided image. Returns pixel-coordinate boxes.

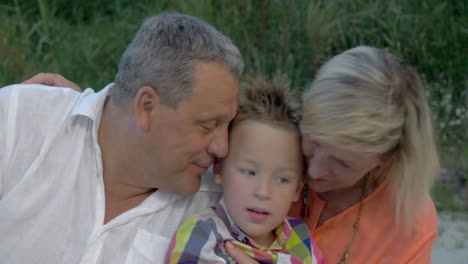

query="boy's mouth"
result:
[246,208,270,222]
[247,208,270,215]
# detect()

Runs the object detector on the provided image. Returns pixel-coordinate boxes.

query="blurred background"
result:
[0,0,466,213]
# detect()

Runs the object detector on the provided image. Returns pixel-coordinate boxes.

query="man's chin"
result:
[173,174,202,195]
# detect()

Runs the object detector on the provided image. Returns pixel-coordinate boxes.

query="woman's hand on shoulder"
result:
[225,241,259,264]
[22,73,82,92]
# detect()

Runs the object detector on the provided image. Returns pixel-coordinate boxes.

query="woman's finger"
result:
[22,73,82,92]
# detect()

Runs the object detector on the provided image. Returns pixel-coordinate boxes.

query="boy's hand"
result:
[22,73,82,92]
[225,241,259,264]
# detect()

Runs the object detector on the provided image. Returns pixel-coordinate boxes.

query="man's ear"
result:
[213,160,223,184]
[134,86,160,132]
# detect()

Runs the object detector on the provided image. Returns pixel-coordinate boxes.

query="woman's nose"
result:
[306,154,328,179]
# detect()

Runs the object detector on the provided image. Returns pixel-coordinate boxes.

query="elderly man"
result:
[0,13,244,263]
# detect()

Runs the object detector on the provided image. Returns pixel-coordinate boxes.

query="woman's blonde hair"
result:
[301,46,439,226]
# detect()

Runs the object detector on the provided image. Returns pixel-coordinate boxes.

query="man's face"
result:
[219,120,303,247]
[140,61,238,194]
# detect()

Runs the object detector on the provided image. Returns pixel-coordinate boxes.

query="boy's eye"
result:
[240,169,255,176]
[275,177,290,183]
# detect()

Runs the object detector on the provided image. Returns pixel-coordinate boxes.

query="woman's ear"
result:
[134,86,160,132]
[213,160,223,184]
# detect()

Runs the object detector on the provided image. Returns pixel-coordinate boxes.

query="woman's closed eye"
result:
[332,157,351,169]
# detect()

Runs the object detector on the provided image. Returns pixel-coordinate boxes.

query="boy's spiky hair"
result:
[232,75,302,132]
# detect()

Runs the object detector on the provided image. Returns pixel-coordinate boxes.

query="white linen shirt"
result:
[0,84,222,264]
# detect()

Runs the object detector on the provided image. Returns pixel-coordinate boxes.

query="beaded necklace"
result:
[303,180,366,264]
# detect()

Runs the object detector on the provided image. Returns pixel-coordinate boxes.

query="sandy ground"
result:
[431,211,468,263]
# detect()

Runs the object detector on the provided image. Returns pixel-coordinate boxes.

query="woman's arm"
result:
[22,73,82,92]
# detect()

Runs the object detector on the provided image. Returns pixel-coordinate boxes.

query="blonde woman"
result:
[22,46,438,264]
[283,46,438,264]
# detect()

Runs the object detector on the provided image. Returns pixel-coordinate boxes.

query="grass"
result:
[0,0,467,196]
[455,241,465,249]
[432,182,467,212]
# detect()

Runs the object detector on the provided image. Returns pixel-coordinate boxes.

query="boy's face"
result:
[216,120,303,247]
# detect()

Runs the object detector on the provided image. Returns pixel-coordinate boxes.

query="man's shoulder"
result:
[1,84,111,131]
[2,84,100,134]
[1,83,82,102]
[1,84,86,121]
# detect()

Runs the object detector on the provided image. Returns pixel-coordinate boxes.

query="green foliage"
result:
[432,182,467,212]
[0,0,466,162]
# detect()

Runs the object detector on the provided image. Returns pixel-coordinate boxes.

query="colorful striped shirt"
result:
[166,199,326,264]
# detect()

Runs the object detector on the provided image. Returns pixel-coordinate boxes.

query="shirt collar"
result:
[70,83,113,120]
[216,198,293,250]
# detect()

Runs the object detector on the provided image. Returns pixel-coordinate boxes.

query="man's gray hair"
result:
[112,12,244,106]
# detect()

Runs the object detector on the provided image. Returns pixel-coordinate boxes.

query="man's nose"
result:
[207,127,229,159]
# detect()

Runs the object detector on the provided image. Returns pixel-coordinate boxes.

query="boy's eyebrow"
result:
[237,158,256,166]
[275,167,301,174]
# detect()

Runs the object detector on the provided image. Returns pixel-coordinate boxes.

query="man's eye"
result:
[199,121,217,132]
[200,125,213,131]
[240,169,255,176]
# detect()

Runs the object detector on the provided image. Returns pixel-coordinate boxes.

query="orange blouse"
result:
[289,184,437,264]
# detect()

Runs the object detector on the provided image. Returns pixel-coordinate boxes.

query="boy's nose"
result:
[254,177,271,200]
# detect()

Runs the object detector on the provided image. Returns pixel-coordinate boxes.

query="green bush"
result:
[0,0,466,164]
[432,181,467,212]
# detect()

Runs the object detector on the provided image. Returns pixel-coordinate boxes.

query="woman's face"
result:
[301,135,381,193]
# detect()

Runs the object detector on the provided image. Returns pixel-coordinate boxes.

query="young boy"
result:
[166,77,326,264]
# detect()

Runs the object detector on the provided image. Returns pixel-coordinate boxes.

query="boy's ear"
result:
[134,86,160,132]
[213,160,223,184]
